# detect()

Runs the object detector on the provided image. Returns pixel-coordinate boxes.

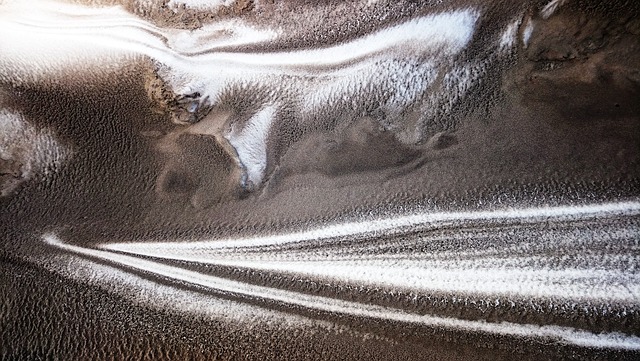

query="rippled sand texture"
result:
[1,0,640,360]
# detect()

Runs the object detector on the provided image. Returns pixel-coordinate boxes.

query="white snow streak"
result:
[44,227,640,350]
[541,0,568,19]
[225,105,276,187]
[103,201,640,251]
[98,201,640,304]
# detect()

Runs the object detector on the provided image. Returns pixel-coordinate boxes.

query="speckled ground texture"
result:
[1,0,639,360]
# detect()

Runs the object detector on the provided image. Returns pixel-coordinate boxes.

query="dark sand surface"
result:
[1,0,640,360]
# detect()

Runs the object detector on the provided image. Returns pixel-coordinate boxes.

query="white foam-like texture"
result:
[5,0,638,352]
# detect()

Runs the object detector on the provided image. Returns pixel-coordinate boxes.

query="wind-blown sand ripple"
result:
[1,0,639,359]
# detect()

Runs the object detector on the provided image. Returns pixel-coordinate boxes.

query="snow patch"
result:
[168,21,280,53]
[225,105,276,188]
[0,110,70,196]
[499,19,521,51]
[167,0,236,11]
[541,0,568,19]
[522,18,535,48]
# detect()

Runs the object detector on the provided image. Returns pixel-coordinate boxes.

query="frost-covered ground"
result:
[1,0,639,359]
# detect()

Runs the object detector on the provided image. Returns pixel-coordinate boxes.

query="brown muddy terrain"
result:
[1,0,639,360]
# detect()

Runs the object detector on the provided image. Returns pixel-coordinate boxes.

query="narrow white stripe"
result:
[102,201,640,252]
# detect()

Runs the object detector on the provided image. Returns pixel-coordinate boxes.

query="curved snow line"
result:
[43,234,640,350]
[0,1,478,70]
[97,201,640,303]
[102,201,640,252]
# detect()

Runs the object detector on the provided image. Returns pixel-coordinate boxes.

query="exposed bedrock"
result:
[515,1,640,119]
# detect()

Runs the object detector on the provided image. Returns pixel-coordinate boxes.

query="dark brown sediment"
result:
[1,0,640,359]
